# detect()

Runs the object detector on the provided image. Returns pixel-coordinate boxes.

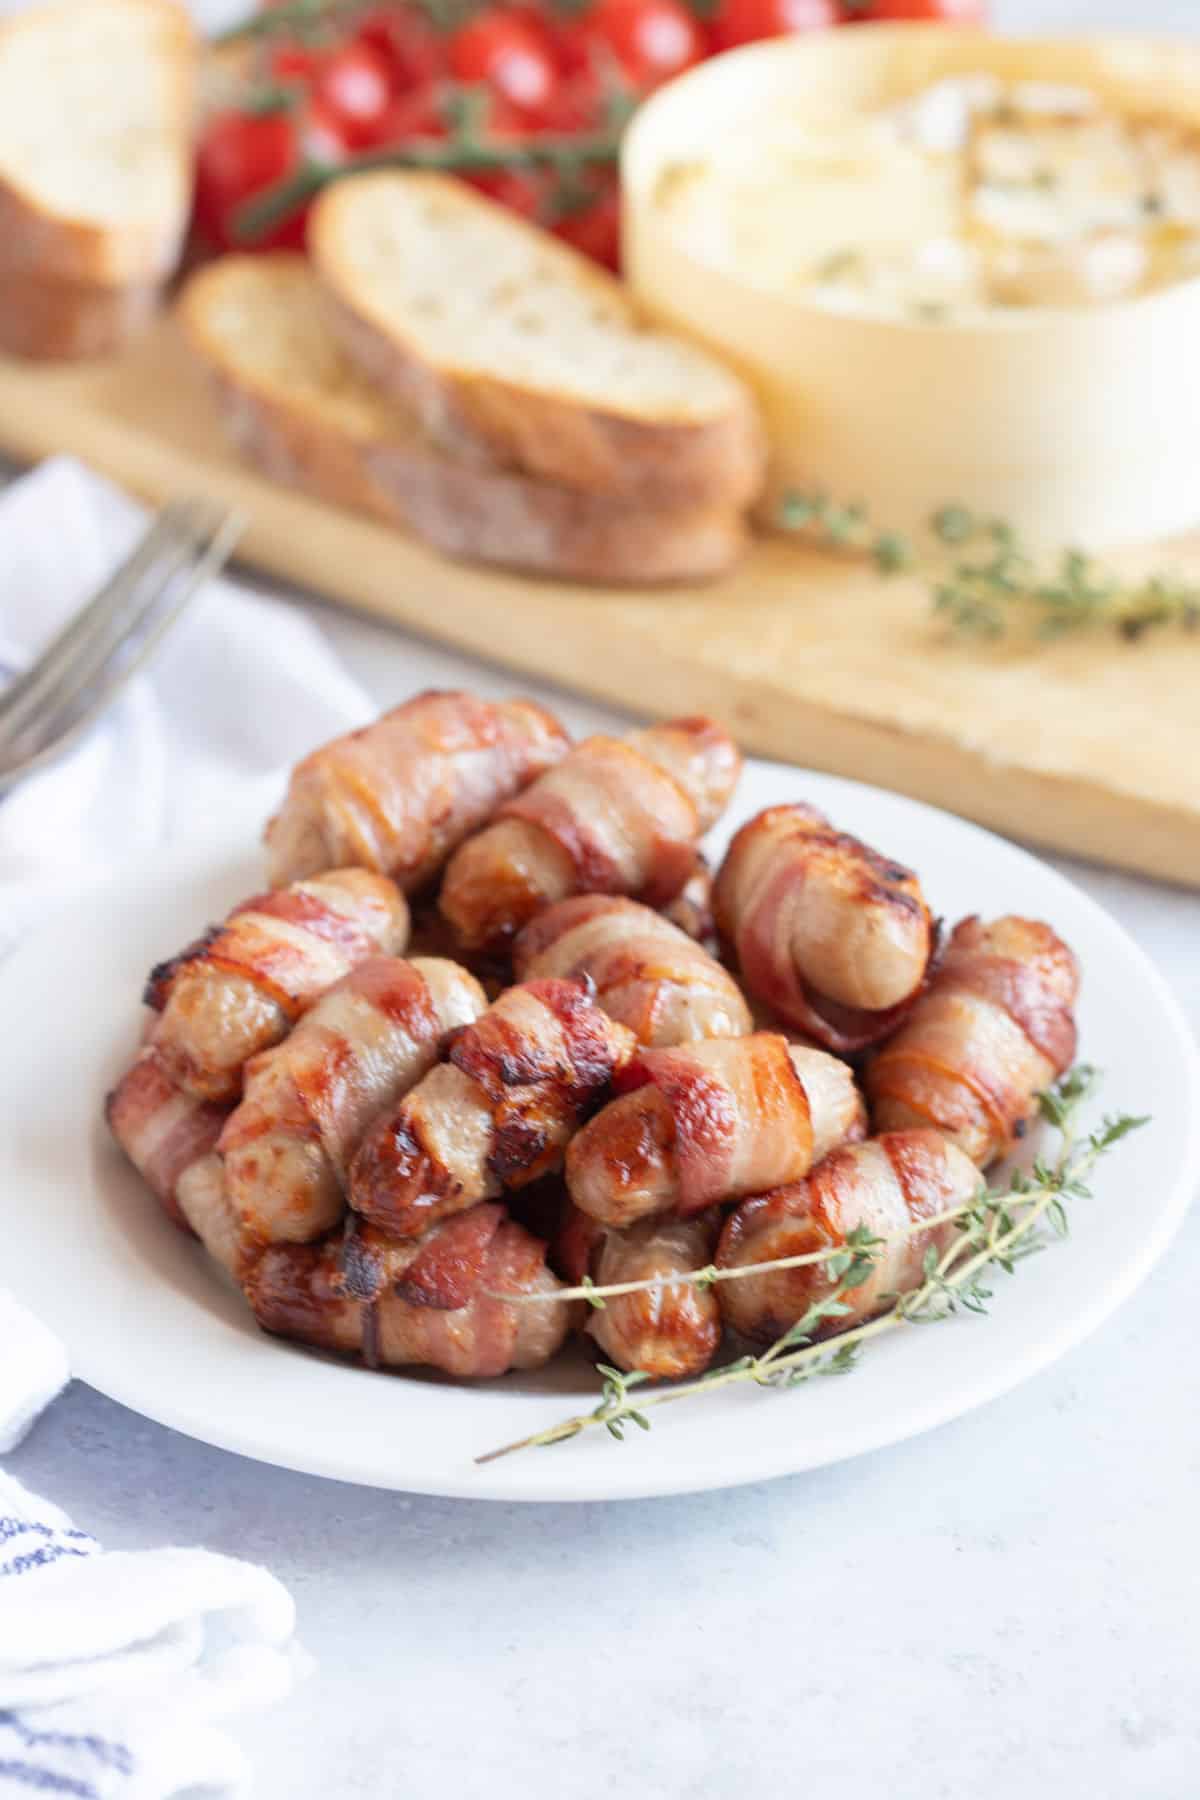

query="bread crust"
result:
[0,272,161,360]
[179,257,748,586]
[309,173,766,510]
[0,0,194,290]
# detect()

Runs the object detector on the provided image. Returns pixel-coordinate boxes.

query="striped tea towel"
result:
[0,1292,301,1800]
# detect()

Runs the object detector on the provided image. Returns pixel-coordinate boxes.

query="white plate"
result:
[3,762,1197,1501]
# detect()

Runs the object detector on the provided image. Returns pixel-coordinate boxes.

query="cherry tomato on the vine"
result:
[587,0,704,89]
[449,10,560,117]
[467,167,554,221]
[551,169,621,270]
[358,83,448,148]
[710,0,837,51]
[310,41,395,148]
[268,42,321,85]
[354,5,446,90]
[194,100,348,253]
[840,0,985,16]
[194,108,303,250]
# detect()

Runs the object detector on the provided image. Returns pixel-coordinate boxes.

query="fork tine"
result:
[0,503,243,791]
[0,499,213,742]
[0,507,246,788]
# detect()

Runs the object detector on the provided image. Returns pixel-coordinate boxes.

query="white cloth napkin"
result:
[0,456,371,950]
[0,456,378,1796]
[0,1355,299,1800]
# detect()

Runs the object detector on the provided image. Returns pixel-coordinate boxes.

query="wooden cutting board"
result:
[1,317,1197,888]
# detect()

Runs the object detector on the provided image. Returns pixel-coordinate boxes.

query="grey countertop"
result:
[9,2,1200,1793]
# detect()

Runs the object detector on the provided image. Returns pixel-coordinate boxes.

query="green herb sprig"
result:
[476,1067,1146,1464]
[780,491,1200,643]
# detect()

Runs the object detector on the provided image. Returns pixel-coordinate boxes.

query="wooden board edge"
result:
[2,393,1195,891]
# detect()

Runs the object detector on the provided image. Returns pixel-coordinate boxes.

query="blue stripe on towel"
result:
[0,1763,98,1798]
[0,1544,92,1580]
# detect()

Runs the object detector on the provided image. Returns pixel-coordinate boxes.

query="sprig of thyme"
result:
[780,490,1200,643]
[476,1066,1146,1464]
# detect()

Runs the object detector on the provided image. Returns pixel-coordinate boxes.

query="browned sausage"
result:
[106,1049,230,1229]
[713,803,934,1052]
[147,868,410,1101]
[244,1209,569,1376]
[566,1033,866,1227]
[557,1203,722,1379]
[265,689,569,888]
[513,894,751,1048]
[216,956,487,1265]
[438,718,742,951]
[865,914,1080,1166]
[350,977,635,1239]
[717,1129,981,1343]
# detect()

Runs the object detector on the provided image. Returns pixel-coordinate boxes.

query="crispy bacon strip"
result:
[438,718,742,952]
[865,915,1080,1166]
[349,977,636,1240]
[105,1050,230,1229]
[713,803,934,1053]
[566,1033,867,1227]
[717,1130,981,1343]
[513,895,751,1048]
[216,955,487,1265]
[557,1202,722,1380]
[146,868,410,1103]
[244,1212,569,1376]
[264,690,569,889]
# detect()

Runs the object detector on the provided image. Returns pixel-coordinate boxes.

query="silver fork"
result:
[0,497,244,793]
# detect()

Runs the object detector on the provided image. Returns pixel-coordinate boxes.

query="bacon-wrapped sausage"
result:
[716,1130,981,1343]
[216,956,487,1266]
[566,1033,866,1227]
[713,803,934,1053]
[662,856,718,953]
[147,868,410,1103]
[350,977,636,1240]
[865,915,1079,1166]
[245,1208,569,1376]
[557,1203,721,1379]
[175,1153,246,1276]
[438,717,742,952]
[265,690,569,889]
[513,896,752,1049]
[105,1050,230,1229]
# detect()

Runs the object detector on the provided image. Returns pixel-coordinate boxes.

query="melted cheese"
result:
[655,75,1200,318]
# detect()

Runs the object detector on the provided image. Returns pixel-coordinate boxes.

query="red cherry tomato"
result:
[710,0,836,49]
[194,107,302,250]
[194,100,348,252]
[355,5,446,89]
[586,0,704,89]
[467,167,552,221]
[311,41,395,147]
[449,10,559,116]
[357,83,449,148]
[841,0,984,16]
[267,42,321,85]
[552,172,621,271]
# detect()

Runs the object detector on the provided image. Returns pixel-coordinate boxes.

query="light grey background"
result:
[10,3,1200,1797]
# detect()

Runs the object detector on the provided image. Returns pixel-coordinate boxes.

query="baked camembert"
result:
[656,75,1200,317]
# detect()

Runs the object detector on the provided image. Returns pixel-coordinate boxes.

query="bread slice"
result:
[179,254,748,586]
[0,0,194,306]
[308,171,766,509]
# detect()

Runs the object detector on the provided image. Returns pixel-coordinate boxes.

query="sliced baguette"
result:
[308,170,766,509]
[179,254,748,586]
[0,0,194,292]
[0,271,160,360]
